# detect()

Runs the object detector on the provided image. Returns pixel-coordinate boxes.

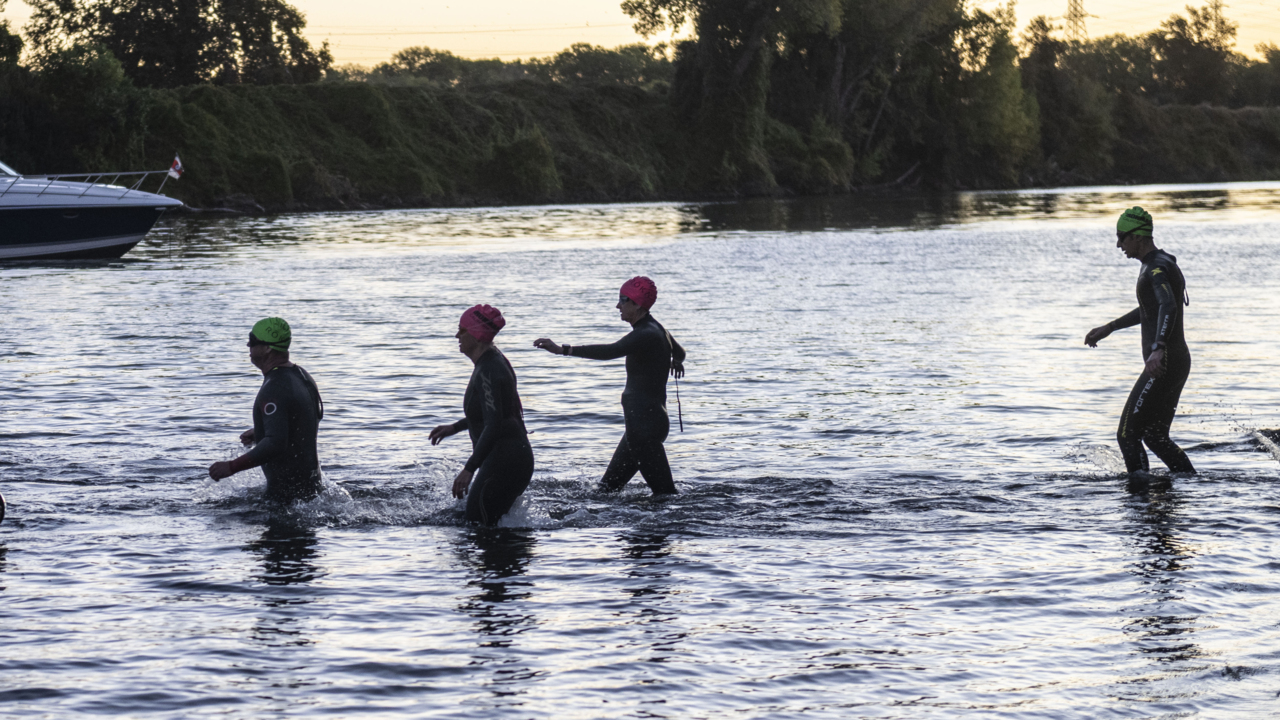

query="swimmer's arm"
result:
[230,403,289,472]
[1111,308,1141,330]
[1151,276,1178,348]
[669,333,686,378]
[569,330,640,361]
[209,407,286,480]
[462,371,503,473]
[1085,309,1139,347]
[430,419,466,445]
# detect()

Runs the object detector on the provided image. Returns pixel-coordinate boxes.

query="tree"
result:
[0,0,23,67]
[1148,0,1239,104]
[543,43,672,86]
[1020,16,1118,179]
[622,0,842,192]
[373,47,520,85]
[24,0,331,87]
[769,0,970,185]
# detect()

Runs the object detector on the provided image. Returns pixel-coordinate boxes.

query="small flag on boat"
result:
[168,155,184,180]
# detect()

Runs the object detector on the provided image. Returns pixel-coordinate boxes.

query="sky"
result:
[1,0,1278,66]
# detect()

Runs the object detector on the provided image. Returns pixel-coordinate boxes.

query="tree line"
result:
[2,0,1280,200]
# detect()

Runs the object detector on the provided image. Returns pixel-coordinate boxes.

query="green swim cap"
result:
[250,317,291,352]
[1117,207,1153,237]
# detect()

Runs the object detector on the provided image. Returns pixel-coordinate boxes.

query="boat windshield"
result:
[0,160,18,176]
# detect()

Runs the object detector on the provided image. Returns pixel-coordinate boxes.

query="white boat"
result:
[0,160,184,260]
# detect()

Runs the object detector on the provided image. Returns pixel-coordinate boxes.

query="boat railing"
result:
[0,169,175,201]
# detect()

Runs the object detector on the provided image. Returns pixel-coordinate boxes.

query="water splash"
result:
[1252,430,1280,463]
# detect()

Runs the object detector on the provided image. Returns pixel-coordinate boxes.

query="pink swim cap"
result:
[459,304,506,343]
[620,276,657,310]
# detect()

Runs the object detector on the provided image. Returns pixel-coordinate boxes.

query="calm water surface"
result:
[4,183,1280,718]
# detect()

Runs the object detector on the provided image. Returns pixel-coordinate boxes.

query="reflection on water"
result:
[6,181,1280,718]
[622,532,673,602]
[246,520,323,648]
[1122,486,1205,690]
[458,528,537,642]
[620,533,684,665]
[456,528,540,706]
[135,180,1280,260]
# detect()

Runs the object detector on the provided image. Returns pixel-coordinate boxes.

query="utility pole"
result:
[1065,0,1087,42]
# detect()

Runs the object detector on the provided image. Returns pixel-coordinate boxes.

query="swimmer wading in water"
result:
[534,276,686,495]
[1084,207,1196,478]
[208,318,325,502]
[430,305,535,525]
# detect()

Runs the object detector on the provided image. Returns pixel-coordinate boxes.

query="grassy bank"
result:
[150,85,1280,210]
[7,66,1280,211]
[139,81,687,211]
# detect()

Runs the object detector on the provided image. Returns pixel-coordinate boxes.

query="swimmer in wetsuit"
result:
[1085,207,1196,477]
[208,318,325,502]
[430,304,535,525]
[533,276,686,495]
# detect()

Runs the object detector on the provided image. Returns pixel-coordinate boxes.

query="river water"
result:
[4,183,1280,718]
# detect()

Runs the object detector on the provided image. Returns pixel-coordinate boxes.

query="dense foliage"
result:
[2,0,1280,209]
[23,0,331,86]
[334,43,674,89]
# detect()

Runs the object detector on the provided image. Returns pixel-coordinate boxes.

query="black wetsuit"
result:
[234,365,325,502]
[1111,248,1195,474]
[455,348,534,525]
[570,314,686,494]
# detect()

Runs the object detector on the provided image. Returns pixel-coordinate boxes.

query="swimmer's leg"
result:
[1141,374,1195,474]
[1117,374,1153,473]
[631,434,676,495]
[465,440,534,525]
[1146,356,1192,474]
[1144,432,1195,474]
[600,434,640,492]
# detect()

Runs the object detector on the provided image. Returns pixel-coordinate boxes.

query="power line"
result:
[313,23,632,37]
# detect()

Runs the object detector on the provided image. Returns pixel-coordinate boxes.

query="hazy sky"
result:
[2,0,1277,66]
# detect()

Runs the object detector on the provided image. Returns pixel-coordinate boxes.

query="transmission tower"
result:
[1065,0,1087,42]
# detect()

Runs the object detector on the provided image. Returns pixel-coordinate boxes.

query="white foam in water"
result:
[1068,443,1127,474]
[496,494,568,529]
[193,466,268,502]
[1253,430,1280,463]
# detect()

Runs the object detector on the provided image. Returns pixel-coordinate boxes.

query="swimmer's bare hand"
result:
[239,428,256,445]
[533,338,562,355]
[451,469,474,499]
[671,362,685,379]
[1145,347,1166,378]
[208,461,233,481]
[429,423,457,445]
[1085,325,1112,347]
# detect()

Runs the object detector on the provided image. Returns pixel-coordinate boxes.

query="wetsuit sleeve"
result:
[230,399,290,472]
[1111,308,1141,331]
[462,365,506,473]
[570,329,641,361]
[1148,268,1179,347]
[454,418,470,432]
[669,333,686,366]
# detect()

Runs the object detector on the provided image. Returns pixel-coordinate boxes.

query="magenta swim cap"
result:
[620,276,657,310]
[459,304,505,343]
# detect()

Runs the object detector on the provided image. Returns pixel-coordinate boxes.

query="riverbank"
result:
[158,83,1280,214]
[9,72,1280,214]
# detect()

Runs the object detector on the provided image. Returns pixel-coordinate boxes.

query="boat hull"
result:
[0,205,169,260]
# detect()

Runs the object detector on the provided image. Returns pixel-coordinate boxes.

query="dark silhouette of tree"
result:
[1148,0,1238,104]
[0,0,22,67]
[622,0,842,192]
[24,0,331,87]
[541,43,672,86]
